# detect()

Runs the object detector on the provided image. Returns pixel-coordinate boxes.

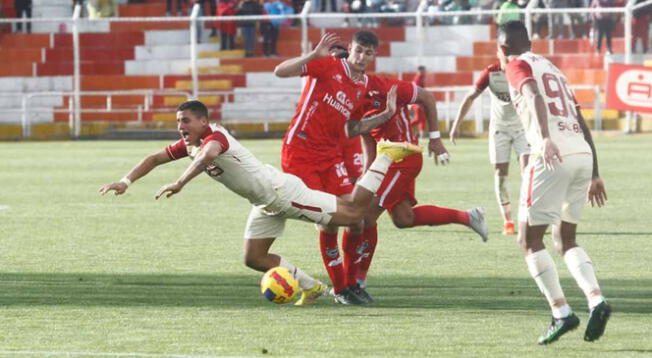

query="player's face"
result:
[347,41,376,73]
[176,109,207,146]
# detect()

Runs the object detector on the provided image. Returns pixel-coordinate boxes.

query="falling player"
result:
[98,100,421,306]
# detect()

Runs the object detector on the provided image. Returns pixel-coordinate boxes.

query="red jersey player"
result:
[274,32,380,304]
[342,74,489,302]
[410,66,427,138]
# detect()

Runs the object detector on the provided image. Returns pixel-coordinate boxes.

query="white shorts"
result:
[489,127,530,164]
[519,153,593,226]
[244,173,337,239]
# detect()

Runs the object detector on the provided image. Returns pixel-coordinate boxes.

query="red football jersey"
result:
[360,75,419,145]
[281,56,367,170]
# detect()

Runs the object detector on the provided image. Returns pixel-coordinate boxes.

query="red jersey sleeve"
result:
[395,79,418,106]
[165,140,188,160]
[201,131,230,154]
[505,59,535,94]
[301,57,336,78]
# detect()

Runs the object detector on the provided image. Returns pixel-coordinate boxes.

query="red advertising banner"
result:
[606,63,652,113]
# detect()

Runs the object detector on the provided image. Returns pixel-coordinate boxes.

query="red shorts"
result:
[342,137,364,181]
[284,159,354,197]
[376,154,423,210]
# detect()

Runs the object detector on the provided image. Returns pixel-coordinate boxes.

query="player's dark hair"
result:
[417,66,426,71]
[352,30,379,49]
[177,100,209,119]
[498,20,531,55]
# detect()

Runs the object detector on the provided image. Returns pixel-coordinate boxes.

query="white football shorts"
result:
[489,127,530,164]
[519,153,593,226]
[244,173,337,239]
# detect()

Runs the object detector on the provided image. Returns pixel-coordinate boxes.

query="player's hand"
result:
[542,138,562,171]
[587,177,607,207]
[313,33,340,59]
[449,126,460,145]
[385,85,398,117]
[155,182,183,200]
[98,182,128,196]
[428,138,450,165]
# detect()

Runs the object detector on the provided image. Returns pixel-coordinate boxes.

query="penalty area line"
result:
[0,205,9,211]
[0,351,263,358]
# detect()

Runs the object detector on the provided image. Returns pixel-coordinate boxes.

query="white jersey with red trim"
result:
[474,63,521,131]
[505,52,591,157]
[166,124,285,207]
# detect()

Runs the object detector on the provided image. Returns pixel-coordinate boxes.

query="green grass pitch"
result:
[0,135,651,358]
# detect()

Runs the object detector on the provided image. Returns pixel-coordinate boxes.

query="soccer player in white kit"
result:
[450,62,530,235]
[498,21,611,345]
[99,100,420,306]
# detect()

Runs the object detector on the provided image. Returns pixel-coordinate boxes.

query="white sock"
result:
[356,154,392,193]
[564,247,604,309]
[552,304,572,319]
[279,257,315,290]
[526,249,567,314]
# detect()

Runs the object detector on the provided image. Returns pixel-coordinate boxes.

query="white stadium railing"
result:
[0,0,649,137]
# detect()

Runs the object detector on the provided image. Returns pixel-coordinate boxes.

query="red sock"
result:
[319,231,346,294]
[412,205,470,226]
[342,229,363,288]
[355,224,378,284]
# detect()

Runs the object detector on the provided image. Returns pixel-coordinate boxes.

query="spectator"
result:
[591,0,615,54]
[569,0,588,39]
[218,0,237,50]
[319,0,337,12]
[632,0,650,53]
[87,0,117,18]
[496,0,521,26]
[262,0,294,57]
[237,0,264,57]
[545,0,568,38]
[14,0,32,33]
[166,0,186,15]
[200,0,218,37]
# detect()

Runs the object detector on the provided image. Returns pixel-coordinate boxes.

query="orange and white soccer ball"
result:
[260,267,299,304]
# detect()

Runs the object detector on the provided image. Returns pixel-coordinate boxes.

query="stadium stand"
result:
[0,0,650,139]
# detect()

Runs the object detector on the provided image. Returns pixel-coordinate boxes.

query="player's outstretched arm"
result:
[99,150,171,196]
[450,89,481,145]
[346,85,398,138]
[575,104,607,207]
[416,87,449,165]
[522,81,561,170]
[155,141,222,200]
[274,33,339,78]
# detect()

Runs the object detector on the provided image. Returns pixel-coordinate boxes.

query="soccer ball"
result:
[260,267,299,304]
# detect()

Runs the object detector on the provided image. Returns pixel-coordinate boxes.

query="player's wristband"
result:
[429,131,441,139]
[119,177,132,187]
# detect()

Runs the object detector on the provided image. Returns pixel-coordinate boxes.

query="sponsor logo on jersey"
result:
[332,74,343,83]
[323,91,352,119]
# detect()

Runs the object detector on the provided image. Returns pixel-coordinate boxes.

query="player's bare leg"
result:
[518,222,579,344]
[555,222,611,342]
[244,238,326,305]
[494,162,515,235]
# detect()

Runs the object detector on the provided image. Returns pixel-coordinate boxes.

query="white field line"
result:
[0,205,9,211]
[0,351,265,358]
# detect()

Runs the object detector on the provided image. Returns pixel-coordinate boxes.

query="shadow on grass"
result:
[1,273,650,314]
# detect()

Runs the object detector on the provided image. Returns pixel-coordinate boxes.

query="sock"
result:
[552,304,572,319]
[319,231,346,294]
[279,256,315,291]
[495,174,512,222]
[563,247,604,309]
[356,154,392,194]
[355,224,378,285]
[342,229,363,288]
[525,249,567,316]
[412,205,470,226]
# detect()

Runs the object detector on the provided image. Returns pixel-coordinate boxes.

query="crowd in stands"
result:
[2,0,649,55]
